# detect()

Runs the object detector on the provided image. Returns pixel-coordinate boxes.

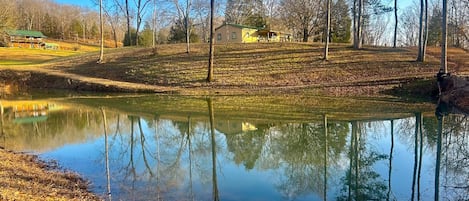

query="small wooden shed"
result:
[6,30,47,48]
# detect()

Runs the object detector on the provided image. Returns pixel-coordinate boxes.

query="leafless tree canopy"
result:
[0,0,468,48]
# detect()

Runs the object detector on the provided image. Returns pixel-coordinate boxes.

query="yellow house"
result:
[257,29,293,42]
[215,24,259,43]
[215,23,292,43]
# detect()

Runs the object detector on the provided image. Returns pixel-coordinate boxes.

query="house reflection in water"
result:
[0,101,62,124]
[216,120,258,135]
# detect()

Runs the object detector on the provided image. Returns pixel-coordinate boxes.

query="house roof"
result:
[6,30,47,38]
[215,23,259,31]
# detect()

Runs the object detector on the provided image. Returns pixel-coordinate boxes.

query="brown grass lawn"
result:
[55,42,468,93]
[1,42,468,95]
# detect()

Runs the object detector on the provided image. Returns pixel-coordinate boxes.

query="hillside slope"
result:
[1,42,468,95]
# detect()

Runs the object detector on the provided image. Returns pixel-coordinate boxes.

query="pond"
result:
[0,94,467,201]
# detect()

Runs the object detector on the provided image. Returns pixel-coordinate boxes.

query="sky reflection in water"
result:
[0,95,467,201]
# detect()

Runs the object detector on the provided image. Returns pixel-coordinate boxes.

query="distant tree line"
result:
[1,0,468,49]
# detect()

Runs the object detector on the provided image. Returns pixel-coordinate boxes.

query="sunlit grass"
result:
[3,42,466,95]
[0,40,101,66]
[59,42,461,92]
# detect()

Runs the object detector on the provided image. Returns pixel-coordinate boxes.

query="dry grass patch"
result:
[9,42,465,95]
[0,148,100,201]
[57,42,452,90]
[0,48,78,65]
[0,40,102,66]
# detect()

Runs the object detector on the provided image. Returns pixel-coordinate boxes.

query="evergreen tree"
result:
[427,7,442,46]
[168,19,199,43]
[331,0,351,43]
[139,23,154,47]
[123,28,138,46]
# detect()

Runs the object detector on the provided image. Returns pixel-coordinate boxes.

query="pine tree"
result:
[427,7,442,46]
[331,0,351,43]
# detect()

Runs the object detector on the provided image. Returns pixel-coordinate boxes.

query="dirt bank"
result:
[439,75,469,113]
[0,148,100,201]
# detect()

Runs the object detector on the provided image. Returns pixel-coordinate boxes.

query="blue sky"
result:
[55,0,95,8]
[55,0,416,9]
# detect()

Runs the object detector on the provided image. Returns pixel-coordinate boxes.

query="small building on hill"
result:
[215,24,259,43]
[214,23,292,43]
[6,30,47,48]
[257,28,292,42]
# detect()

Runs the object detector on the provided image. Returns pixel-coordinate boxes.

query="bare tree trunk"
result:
[303,27,309,42]
[417,0,424,61]
[152,0,157,48]
[393,0,398,48]
[126,0,132,46]
[185,0,191,53]
[136,0,151,47]
[354,0,363,49]
[353,0,358,48]
[324,0,331,60]
[206,0,215,82]
[98,0,104,63]
[440,0,448,74]
[423,0,429,63]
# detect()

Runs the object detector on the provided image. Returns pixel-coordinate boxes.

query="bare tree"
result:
[98,0,105,63]
[114,0,133,46]
[352,0,364,49]
[423,0,428,58]
[393,0,398,48]
[101,0,122,48]
[136,0,151,47]
[440,0,448,75]
[0,0,16,41]
[400,4,419,46]
[417,0,429,62]
[151,0,157,47]
[206,0,214,82]
[263,0,280,26]
[324,0,331,60]
[279,0,323,42]
[193,0,210,42]
[172,0,192,53]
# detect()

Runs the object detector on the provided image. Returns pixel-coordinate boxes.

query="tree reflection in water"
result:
[100,107,112,201]
[207,98,220,201]
[338,121,388,201]
[1,97,468,201]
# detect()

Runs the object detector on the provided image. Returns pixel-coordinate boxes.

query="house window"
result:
[217,33,222,41]
[231,32,237,39]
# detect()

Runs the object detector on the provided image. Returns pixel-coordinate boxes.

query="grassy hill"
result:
[1,42,468,95]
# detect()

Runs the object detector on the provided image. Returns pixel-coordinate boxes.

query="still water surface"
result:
[0,95,467,201]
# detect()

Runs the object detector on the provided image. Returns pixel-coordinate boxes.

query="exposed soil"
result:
[0,148,101,201]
